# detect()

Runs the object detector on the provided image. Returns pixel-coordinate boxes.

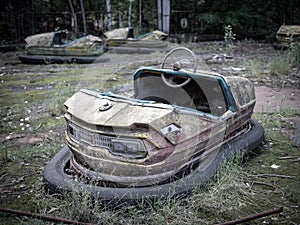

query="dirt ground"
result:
[254,86,300,113]
[1,42,299,111]
[0,41,299,224]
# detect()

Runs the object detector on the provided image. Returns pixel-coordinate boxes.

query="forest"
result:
[1,0,300,44]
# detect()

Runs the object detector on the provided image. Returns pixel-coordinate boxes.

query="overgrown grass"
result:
[11,154,249,225]
[259,97,299,140]
[268,43,300,77]
[289,42,300,66]
[47,81,75,116]
[2,113,299,223]
[0,131,63,163]
[252,108,300,224]
[246,59,264,77]
[269,56,290,76]
[9,106,297,225]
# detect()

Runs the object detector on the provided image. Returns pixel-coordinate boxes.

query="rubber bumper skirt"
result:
[18,54,110,64]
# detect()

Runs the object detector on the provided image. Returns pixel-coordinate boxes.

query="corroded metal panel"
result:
[225,76,256,109]
[274,25,300,49]
[25,32,55,47]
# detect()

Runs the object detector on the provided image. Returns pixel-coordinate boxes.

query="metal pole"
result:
[216,207,283,225]
[162,0,170,34]
[0,207,95,225]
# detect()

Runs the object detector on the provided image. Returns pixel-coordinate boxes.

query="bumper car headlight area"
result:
[111,139,147,158]
[67,123,147,159]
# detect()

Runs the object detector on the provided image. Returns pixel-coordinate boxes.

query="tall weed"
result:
[269,56,290,76]
[247,59,263,77]
[48,81,74,116]
[224,25,236,56]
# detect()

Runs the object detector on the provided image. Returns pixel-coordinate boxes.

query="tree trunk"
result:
[106,0,112,30]
[49,0,55,30]
[30,0,35,34]
[68,0,78,34]
[119,12,123,28]
[139,0,142,28]
[128,0,133,27]
[157,0,162,31]
[79,0,87,34]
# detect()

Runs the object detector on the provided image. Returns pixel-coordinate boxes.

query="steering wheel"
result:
[161,73,192,88]
[161,47,198,88]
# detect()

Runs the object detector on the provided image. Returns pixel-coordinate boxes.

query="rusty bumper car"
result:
[272,25,300,50]
[19,30,109,64]
[44,47,264,203]
[104,27,170,54]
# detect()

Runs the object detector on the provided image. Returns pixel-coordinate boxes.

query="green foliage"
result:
[1,0,300,42]
[224,25,236,42]
[224,25,236,56]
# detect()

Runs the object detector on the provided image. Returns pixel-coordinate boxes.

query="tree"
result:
[68,0,78,33]
[128,0,133,27]
[106,0,112,30]
[79,0,87,34]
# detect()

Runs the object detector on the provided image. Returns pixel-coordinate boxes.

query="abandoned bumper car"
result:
[104,27,169,54]
[18,30,109,64]
[272,25,300,50]
[44,47,264,203]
